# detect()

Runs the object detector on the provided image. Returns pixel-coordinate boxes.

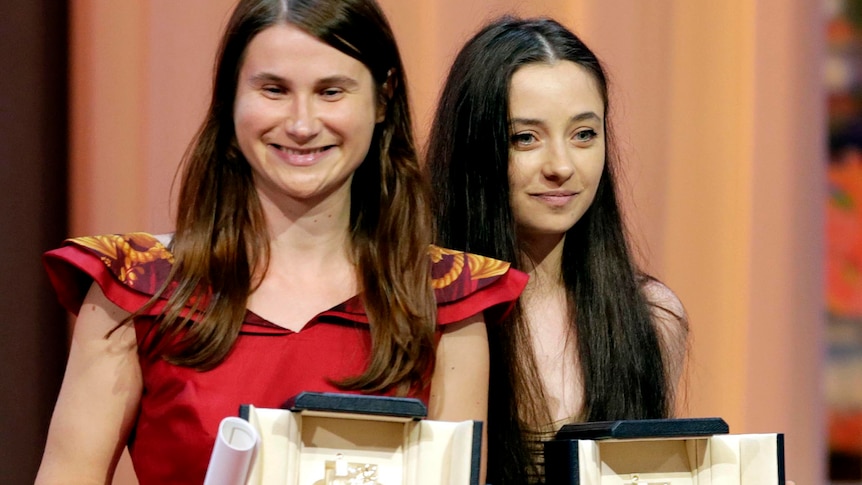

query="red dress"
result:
[43,232,527,485]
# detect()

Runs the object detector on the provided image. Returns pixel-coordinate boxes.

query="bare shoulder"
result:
[640,277,688,331]
[640,277,689,387]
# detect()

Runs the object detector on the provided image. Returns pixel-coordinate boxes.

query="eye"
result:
[572,129,598,145]
[320,87,345,101]
[261,85,285,98]
[510,132,538,149]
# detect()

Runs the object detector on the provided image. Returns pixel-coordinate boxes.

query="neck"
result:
[258,185,354,265]
[519,234,565,293]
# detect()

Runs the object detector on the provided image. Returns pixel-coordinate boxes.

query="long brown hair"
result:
[135,0,436,396]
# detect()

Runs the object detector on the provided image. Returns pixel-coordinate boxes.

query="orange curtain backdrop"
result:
[69,1,825,484]
[69,0,235,237]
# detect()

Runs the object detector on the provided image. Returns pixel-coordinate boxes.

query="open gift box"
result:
[543,418,785,485]
[213,392,482,485]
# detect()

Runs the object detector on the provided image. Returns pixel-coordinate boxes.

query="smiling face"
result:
[507,60,606,250]
[233,23,381,209]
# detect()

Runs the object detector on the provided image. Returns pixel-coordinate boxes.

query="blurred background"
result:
[827,0,862,482]
[0,0,842,483]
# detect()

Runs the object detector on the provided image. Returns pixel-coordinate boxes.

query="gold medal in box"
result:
[237,392,482,485]
[323,453,379,485]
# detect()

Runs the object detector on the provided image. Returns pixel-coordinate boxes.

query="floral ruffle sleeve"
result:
[43,232,175,316]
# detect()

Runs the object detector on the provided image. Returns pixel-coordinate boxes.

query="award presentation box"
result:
[238,392,481,485]
[544,418,785,485]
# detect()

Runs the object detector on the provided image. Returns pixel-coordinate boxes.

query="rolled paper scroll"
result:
[204,416,260,485]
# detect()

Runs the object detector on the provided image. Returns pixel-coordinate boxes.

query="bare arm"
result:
[427,313,489,483]
[35,284,143,485]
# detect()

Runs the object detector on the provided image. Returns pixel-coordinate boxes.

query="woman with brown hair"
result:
[35,1,525,483]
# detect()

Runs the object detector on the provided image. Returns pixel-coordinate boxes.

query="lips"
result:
[530,190,579,207]
[269,143,334,166]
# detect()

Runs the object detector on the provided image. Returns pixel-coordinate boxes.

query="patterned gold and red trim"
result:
[45,233,527,326]
[71,233,174,294]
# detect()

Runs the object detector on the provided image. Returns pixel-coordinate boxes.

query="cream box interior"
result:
[240,402,480,485]
[544,419,784,485]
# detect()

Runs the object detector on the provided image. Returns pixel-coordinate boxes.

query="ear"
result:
[376,68,396,123]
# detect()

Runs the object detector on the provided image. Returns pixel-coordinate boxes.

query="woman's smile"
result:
[268,143,336,166]
[530,190,579,207]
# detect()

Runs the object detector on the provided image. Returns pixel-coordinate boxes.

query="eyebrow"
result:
[249,72,360,89]
[249,72,286,84]
[316,75,360,89]
[510,111,603,126]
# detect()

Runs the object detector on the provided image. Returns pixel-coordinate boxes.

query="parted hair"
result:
[133,0,436,396]
[427,16,676,483]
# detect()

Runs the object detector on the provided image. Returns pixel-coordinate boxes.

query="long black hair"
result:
[427,16,679,483]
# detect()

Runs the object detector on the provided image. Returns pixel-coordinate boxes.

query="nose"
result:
[284,95,320,143]
[541,142,576,183]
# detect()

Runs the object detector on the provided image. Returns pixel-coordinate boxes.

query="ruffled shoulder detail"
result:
[325,246,527,326]
[43,232,175,315]
[429,245,527,325]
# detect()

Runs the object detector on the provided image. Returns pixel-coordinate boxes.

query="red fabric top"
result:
[43,232,527,485]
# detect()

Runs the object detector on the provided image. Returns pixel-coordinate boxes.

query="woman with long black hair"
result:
[427,16,689,484]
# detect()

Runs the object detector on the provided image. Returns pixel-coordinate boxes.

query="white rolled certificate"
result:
[203,416,260,485]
